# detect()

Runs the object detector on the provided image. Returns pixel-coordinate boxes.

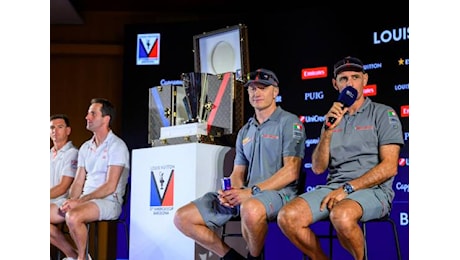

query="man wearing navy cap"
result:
[278,56,404,260]
[175,68,306,260]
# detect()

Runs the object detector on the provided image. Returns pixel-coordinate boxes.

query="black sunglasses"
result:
[247,71,278,84]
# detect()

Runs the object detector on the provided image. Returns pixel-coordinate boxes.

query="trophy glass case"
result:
[149,24,250,147]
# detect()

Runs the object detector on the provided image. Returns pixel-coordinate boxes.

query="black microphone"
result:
[324,86,358,130]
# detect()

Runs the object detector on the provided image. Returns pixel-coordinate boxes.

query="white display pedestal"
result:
[130,143,235,260]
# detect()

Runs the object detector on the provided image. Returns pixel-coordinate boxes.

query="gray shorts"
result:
[193,190,288,229]
[51,196,122,221]
[51,197,67,206]
[91,198,122,220]
[298,184,392,222]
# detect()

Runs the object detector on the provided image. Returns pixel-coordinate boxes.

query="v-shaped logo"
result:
[150,166,174,207]
[136,33,160,65]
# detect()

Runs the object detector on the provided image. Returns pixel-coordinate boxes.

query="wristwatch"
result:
[251,185,261,195]
[343,182,354,194]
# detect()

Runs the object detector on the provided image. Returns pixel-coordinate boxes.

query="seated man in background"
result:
[50,113,78,259]
[50,98,130,260]
[50,113,78,205]
[174,68,306,260]
[277,56,404,260]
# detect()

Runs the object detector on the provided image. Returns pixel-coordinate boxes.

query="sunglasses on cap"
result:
[247,71,279,84]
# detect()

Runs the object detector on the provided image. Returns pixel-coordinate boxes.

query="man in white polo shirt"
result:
[50,114,78,204]
[50,98,130,260]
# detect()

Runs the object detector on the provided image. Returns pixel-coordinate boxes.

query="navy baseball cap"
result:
[244,68,279,87]
[333,56,366,78]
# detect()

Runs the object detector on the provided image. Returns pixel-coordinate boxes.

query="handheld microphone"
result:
[324,86,358,129]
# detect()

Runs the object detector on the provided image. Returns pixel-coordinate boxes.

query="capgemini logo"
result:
[305,138,320,148]
[160,79,183,86]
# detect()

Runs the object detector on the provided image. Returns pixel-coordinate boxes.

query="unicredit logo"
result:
[299,115,325,123]
[398,158,409,167]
